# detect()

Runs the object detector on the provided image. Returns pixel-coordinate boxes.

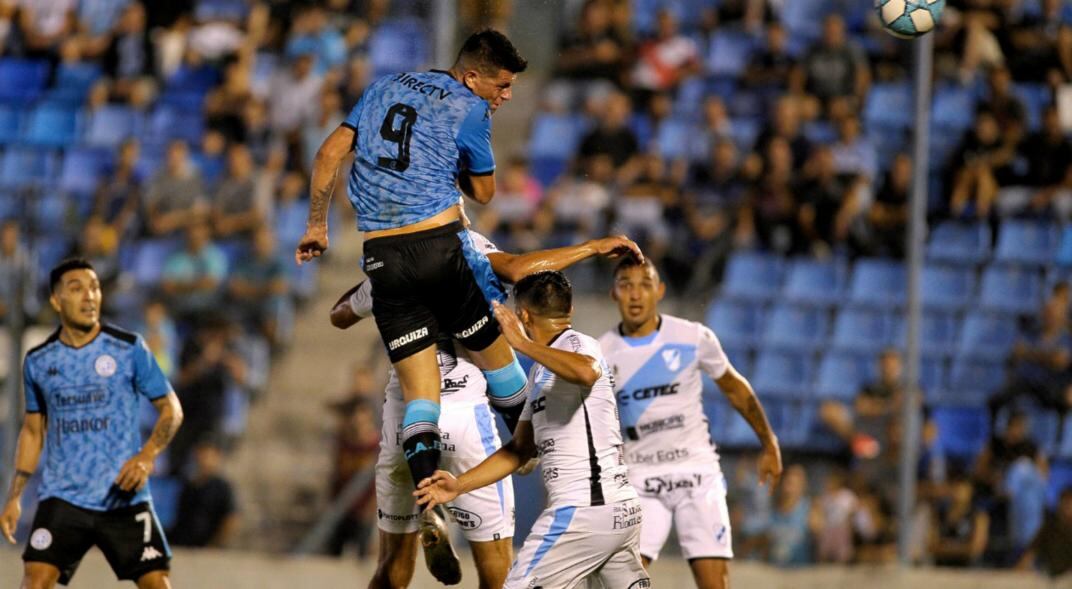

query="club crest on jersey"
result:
[30,528,52,550]
[661,349,681,371]
[95,354,117,377]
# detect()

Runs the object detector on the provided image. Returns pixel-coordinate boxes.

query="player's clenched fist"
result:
[1,500,20,543]
[414,470,461,509]
[115,451,155,492]
[294,225,329,265]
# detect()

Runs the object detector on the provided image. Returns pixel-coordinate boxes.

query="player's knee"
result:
[22,563,60,589]
[135,570,171,589]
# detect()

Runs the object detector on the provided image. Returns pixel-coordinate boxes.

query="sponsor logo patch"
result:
[455,315,489,340]
[377,509,420,522]
[447,507,483,530]
[388,327,429,351]
[30,528,51,550]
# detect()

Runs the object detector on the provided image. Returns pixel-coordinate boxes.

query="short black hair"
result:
[49,258,95,293]
[613,255,658,280]
[513,271,572,317]
[457,29,527,74]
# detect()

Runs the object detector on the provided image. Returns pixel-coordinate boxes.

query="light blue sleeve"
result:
[133,336,172,401]
[456,101,495,175]
[342,93,366,131]
[23,360,41,413]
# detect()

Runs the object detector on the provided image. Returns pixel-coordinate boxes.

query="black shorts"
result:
[364,221,507,363]
[23,498,171,585]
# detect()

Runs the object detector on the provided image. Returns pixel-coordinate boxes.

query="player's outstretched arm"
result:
[492,302,601,387]
[329,280,369,329]
[296,125,355,265]
[116,392,183,493]
[1,413,45,543]
[489,235,644,284]
[716,366,783,490]
[414,420,536,510]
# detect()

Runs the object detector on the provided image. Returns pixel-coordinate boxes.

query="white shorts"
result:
[376,399,515,542]
[505,498,649,589]
[631,467,733,561]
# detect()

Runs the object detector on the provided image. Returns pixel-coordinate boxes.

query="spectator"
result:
[798,14,870,113]
[285,5,346,75]
[205,60,255,144]
[537,154,613,244]
[754,97,812,172]
[475,157,543,251]
[678,139,747,292]
[853,487,897,564]
[863,152,910,258]
[169,435,239,547]
[1017,106,1072,216]
[213,144,269,239]
[814,469,858,563]
[197,128,228,186]
[17,0,77,57]
[613,152,676,264]
[68,216,120,295]
[797,145,863,255]
[160,221,228,323]
[554,0,625,83]
[266,52,322,135]
[1018,488,1072,577]
[77,0,128,39]
[764,464,816,567]
[630,9,701,104]
[302,88,345,173]
[929,477,990,567]
[227,227,290,347]
[829,114,877,181]
[169,316,247,474]
[0,220,37,323]
[820,348,904,459]
[739,136,801,254]
[1007,0,1072,83]
[98,2,154,96]
[145,139,209,237]
[689,96,732,164]
[977,66,1026,143]
[325,394,379,559]
[139,298,179,379]
[93,138,143,241]
[340,54,371,108]
[947,109,1017,219]
[577,91,639,173]
[744,22,798,91]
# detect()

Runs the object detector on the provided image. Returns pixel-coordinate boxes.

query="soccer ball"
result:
[875,0,945,39]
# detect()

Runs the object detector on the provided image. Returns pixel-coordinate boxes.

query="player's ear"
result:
[656,280,666,301]
[48,291,60,314]
[462,70,478,92]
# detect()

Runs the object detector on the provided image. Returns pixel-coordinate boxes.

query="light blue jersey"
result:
[23,325,173,511]
[342,70,495,231]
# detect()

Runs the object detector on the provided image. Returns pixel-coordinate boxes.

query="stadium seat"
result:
[654,117,694,161]
[48,63,103,104]
[1056,226,1072,267]
[932,406,990,459]
[919,356,949,399]
[149,476,182,530]
[931,86,977,132]
[762,304,829,351]
[894,310,960,357]
[59,148,111,198]
[157,91,206,113]
[146,105,205,145]
[0,105,23,145]
[927,221,991,266]
[84,106,141,148]
[1046,461,1072,508]
[957,314,1018,361]
[165,64,220,95]
[814,351,874,402]
[721,344,753,377]
[721,251,783,302]
[944,355,1005,406]
[1014,83,1051,131]
[0,148,57,188]
[707,30,756,78]
[751,350,814,399]
[368,19,428,76]
[864,83,913,130]
[705,299,766,348]
[783,257,847,307]
[0,191,20,220]
[132,239,183,287]
[22,105,79,148]
[32,235,71,273]
[803,121,836,145]
[979,266,1043,315]
[727,117,760,152]
[848,258,906,308]
[920,264,975,311]
[831,308,895,354]
[994,220,1059,267]
[709,398,762,449]
[0,59,49,103]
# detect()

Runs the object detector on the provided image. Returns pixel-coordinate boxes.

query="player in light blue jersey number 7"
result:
[295,30,530,584]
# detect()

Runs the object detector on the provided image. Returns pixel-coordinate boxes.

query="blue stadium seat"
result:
[815,352,874,402]
[943,355,1005,406]
[931,86,977,132]
[848,258,905,308]
[957,314,1018,361]
[1057,226,1072,267]
[1014,83,1051,131]
[979,266,1042,315]
[706,30,756,78]
[780,0,827,42]
[921,264,975,311]
[0,105,23,144]
[157,91,205,113]
[369,19,428,76]
[933,406,990,459]
[783,257,847,307]
[33,235,71,273]
[721,344,753,377]
[895,311,960,357]
[727,117,760,152]
[0,191,20,220]
[721,251,783,301]
[709,398,762,449]
[919,356,949,399]
[832,308,895,354]
[927,221,991,266]
[84,106,141,148]
[994,220,1059,266]
[762,304,829,351]
[22,105,79,148]
[751,350,814,399]
[48,63,102,104]
[803,121,836,145]
[0,148,57,188]
[149,476,182,530]
[146,105,204,145]
[864,83,913,130]
[132,239,182,287]
[0,59,49,103]
[654,117,694,161]
[1046,461,1072,508]
[528,113,585,158]
[59,148,110,197]
[165,64,220,94]
[705,299,766,348]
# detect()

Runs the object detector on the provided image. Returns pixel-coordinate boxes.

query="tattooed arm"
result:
[295,125,355,265]
[716,366,783,489]
[1,413,45,543]
[115,392,183,493]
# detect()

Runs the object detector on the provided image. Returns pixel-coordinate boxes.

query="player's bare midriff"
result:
[365,206,463,239]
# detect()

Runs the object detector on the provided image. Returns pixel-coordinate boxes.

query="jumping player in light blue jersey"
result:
[294,30,530,584]
[1,258,184,589]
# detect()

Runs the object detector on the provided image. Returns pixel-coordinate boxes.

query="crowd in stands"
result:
[0,0,434,548]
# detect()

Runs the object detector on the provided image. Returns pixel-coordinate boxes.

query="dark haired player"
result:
[0,259,183,588]
[295,30,531,581]
[415,271,649,589]
[600,257,782,589]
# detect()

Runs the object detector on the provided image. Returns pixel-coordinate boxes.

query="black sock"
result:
[492,401,526,435]
[402,429,442,492]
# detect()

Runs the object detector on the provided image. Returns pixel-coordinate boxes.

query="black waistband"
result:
[364,221,465,247]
